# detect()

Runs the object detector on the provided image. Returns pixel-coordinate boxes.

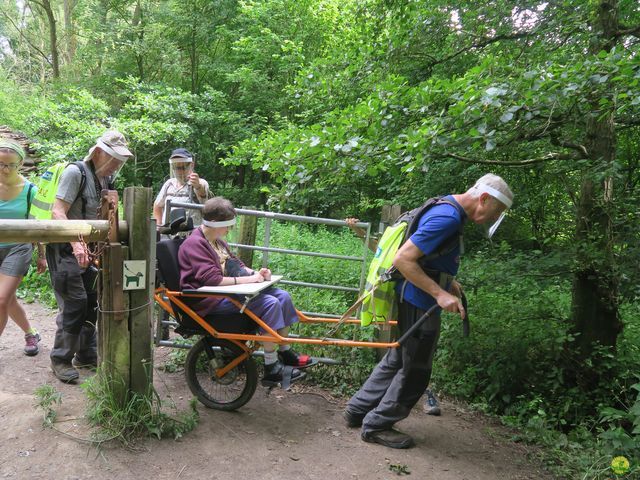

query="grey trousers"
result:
[46,244,98,363]
[347,301,441,434]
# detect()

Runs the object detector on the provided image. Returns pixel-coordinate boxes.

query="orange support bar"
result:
[156,288,401,350]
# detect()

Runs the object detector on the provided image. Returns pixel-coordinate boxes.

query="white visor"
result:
[486,211,506,239]
[88,140,129,180]
[169,157,193,164]
[169,160,193,184]
[474,183,512,208]
[202,218,236,228]
[474,183,512,239]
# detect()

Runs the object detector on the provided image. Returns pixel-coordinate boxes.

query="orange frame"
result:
[154,286,400,351]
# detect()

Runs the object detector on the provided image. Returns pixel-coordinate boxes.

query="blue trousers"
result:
[214,287,299,331]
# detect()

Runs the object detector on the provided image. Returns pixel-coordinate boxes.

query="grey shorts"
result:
[0,243,33,278]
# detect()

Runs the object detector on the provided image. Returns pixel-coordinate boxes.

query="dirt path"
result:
[0,301,553,480]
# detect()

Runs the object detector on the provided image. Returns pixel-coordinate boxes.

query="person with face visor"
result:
[46,130,133,383]
[153,149,210,340]
[0,139,47,356]
[153,148,210,230]
[345,173,513,449]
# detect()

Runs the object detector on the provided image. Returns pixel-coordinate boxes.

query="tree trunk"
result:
[132,0,144,80]
[92,0,110,76]
[32,0,59,78]
[570,0,622,354]
[190,20,198,93]
[236,165,246,188]
[63,0,78,64]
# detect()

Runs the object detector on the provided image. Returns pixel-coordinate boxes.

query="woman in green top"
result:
[0,139,46,355]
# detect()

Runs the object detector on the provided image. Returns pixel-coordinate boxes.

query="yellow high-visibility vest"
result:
[360,223,406,326]
[29,162,86,220]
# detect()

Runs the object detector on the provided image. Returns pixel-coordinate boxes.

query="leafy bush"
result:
[430,244,640,478]
[18,265,56,309]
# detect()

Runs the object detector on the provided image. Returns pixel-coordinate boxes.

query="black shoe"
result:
[51,360,79,383]
[262,360,304,389]
[362,429,415,449]
[278,348,314,368]
[344,410,364,428]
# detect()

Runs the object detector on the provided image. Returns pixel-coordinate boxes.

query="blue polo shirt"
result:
[395,196,466,310]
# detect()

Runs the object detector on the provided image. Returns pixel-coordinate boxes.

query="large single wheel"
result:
[185,338,258,411]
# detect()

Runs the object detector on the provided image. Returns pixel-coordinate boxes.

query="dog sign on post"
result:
[123,260,146,290]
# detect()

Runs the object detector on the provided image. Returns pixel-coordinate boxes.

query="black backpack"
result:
[382,196,466,282]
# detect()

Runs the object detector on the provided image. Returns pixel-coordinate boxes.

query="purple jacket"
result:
[178,227,247,316]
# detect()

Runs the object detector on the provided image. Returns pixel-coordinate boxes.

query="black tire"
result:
[185,338,258,411]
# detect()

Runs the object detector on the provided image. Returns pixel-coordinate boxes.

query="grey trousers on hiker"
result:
[46,244,98,364]
[347,301,441,434]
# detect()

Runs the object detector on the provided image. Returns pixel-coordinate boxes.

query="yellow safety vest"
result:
[29,162,86,220]
[360,223,407,326]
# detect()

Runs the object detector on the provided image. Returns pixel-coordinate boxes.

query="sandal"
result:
[278,349,317,368]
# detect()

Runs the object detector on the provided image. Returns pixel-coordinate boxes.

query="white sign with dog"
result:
[123,260,146,291]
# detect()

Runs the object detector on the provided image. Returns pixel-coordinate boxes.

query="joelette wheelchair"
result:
[154,212,434,411]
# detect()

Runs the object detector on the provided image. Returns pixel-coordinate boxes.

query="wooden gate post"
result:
[98,187,154,405]
[98,190,130,406]
[99,243,130,404]
[124,187,155,397]
[237,207,257,267]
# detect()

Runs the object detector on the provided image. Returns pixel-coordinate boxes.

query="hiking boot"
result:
[24,332,41,356]
[51,360,79,383]
[362,429,415,449]
[72,355,98,371]
[424,389,441,416]
[344,410,364,428]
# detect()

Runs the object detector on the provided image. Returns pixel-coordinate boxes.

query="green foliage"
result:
[598,382,640,468]
[27,87,110,165]
[3,0,640,477]
[434,247,574,420]
[432,245,640,478]
[81,369,199,445]
[18,264,56,308]
[33,384,62,428]
[0,77,42,132]
[388,463,411,476]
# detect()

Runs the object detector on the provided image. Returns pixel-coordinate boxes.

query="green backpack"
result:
[360,197,464,326]
[360,223,406,326]
[29,162,87,220]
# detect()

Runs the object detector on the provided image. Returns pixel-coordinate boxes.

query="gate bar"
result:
[0,219,128,243]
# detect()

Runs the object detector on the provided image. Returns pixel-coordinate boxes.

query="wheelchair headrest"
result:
[170,208,193,231]
[156,237,186,291]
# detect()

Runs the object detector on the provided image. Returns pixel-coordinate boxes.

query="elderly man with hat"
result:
[47,130,133,383]
[153,148,210,229]
[153,148,210,340]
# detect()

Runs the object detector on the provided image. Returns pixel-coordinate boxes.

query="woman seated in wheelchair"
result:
[178,196,313,384]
